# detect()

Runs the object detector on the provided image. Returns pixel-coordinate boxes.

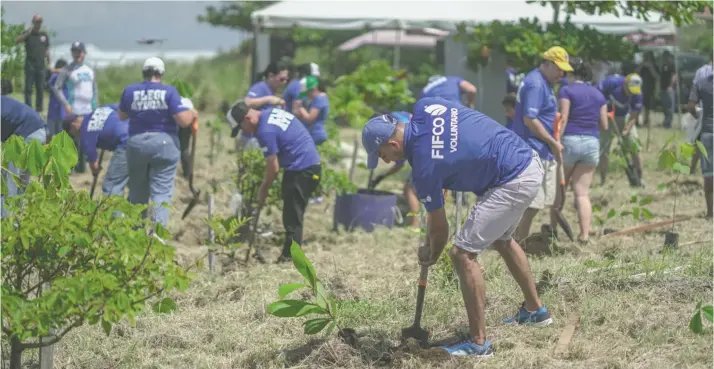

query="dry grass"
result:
[23,114,714,368]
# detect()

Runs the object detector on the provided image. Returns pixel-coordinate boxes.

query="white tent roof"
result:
[251,1,676,35]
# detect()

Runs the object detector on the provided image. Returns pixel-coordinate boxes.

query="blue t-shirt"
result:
[119,81,188,136]
[244,81,280,139]
[512,68,557,161]
[420,76,464,103]
[305,93,329,145]
[256,108,321,172]
[47,73,66,122]
[406,97,533,212]
[1,96,46,142]
[558,82,606,138]
[79,105,129,163]
[283,79,302,112]
[597,75,643,118]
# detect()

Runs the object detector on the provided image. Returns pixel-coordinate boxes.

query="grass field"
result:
[19,111,707,369]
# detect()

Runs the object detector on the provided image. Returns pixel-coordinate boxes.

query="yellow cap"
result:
[625,73,642,95]
[543,46,574,72]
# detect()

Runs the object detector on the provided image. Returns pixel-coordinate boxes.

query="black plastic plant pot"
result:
[664,231,679,249]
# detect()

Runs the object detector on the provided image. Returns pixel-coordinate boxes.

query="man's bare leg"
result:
[515,207,539,242]
[450,246,487,345]
[493,238,542,311]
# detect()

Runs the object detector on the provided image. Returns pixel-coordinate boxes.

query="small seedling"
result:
[689,302,713,334]
[267,242,342,336]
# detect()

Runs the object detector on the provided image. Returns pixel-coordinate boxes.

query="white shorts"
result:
[529,158,557,210]
[453,153,544,254]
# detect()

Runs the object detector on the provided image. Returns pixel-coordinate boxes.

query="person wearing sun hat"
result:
[510,46,572,242]
[596,72,644,187]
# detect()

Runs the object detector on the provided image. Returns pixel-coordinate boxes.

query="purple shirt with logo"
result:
[119,81,187,136]
[256,108,321,172]
[420,76,464,103]
[282,79,303,112]
[597,75,642,118]
[558,82,606,138]
[406,97,532,212]
[47,73,66,122]
[79,105,129,162]
[512,68,557,161]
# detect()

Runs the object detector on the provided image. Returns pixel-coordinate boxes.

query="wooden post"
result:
[207,193,215,273]
[39,283,54,369]
[348,139,358,182]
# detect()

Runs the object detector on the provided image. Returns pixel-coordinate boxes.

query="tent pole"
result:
[673,29,683,128]
[393,29,401,69]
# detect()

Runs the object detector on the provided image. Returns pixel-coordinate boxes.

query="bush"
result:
[1,133,192,369]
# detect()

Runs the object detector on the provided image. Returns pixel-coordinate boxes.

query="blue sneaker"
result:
[442,339,494,358]
[503,303,553,326]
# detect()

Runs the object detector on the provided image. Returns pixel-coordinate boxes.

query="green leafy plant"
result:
[1,7,26,81]
[205,214,250,261]
[689,302,714,334]
[267,242,341,335]
[1,133,192,369]
[329,60,415,129]
[592,194,655,228]
[658,138,708,222]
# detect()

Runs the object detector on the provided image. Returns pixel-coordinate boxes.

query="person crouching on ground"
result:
[118,57,197,229]
[227,102,322,264]
[362,97,552,358]
[64,104,130,197]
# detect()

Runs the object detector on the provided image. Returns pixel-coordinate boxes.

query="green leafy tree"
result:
[267,242,341,335]
[658,137,708,221]
[1,133,192,369]
[1,6,26,81]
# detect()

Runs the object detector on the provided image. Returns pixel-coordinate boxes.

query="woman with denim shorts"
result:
[557,60,608,243]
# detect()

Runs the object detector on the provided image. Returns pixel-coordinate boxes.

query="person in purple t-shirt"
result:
[556,60,608,244]
[234,61,290,149]
[420,75,478,107]
[227,101,321,263]
[118,57,198,228]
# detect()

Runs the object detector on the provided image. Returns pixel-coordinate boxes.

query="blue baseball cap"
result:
[362,114,399,169]
[71,41,86,52]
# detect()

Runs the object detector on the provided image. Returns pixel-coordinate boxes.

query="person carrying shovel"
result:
[118,57,198,229]
[596,73,644,187]
[63,104,130,197]
[226,102,321,264]
[361,97,552,358]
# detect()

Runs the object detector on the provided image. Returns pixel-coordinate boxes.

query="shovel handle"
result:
[414,266,429,326]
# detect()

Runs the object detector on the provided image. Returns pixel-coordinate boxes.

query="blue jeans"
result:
[102,147,129,197]
[126,132,180,228]
[660,88,674,128]
[2,128,47,217]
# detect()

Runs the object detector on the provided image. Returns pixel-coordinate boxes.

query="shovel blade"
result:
[181,191,201,220]
[400,325,429,348]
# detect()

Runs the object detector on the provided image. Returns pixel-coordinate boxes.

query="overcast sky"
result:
[2,1,250,51]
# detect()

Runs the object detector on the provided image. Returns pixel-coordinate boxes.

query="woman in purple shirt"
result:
[236,61,289,149]
[557,59,608,244]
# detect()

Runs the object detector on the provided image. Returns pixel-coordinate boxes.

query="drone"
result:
[137,38,166,45]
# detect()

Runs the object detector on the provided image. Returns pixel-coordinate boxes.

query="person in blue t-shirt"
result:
[420,75,478,107]
[118,57,198,228]
[292,75,329,146]
[227,101,321,263]
[234,61,290,150]
[367,111,420,228]
[688,69,713,218]
[511,46,572,242]
[1,95,48,216]
[64,104,130,197]
[46,58,68,142]
[596,73,644,186]
[284,62,319,113]
[361,97,552,359]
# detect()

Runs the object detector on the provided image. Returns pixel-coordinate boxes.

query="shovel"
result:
[552,114,574,242]
[181,129,201,220]
[401,210,430,348]
[243,205,264,263]
[89,150,105,199]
